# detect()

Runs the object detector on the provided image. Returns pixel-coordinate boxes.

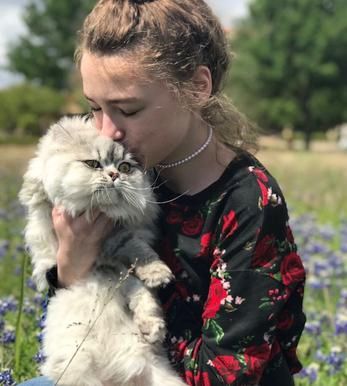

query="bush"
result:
[0,84,65,137]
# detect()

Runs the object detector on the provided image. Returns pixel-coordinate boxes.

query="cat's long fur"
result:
[19,116,185,386]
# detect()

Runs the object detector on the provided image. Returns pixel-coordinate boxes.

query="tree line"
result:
[1,0,346,149]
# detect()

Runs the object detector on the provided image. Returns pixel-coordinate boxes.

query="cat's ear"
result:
[19,157,49,208]
[49,121,75,145]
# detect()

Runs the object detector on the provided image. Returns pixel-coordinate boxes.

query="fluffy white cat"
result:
[19,116,186,386]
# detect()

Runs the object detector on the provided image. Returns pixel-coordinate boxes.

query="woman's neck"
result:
[158,138,235,196]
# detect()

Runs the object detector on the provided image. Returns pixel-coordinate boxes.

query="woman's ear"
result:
[191,65,213,105]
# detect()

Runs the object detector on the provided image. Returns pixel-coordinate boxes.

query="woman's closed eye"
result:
[120,109,141,117]
[89,106,141,117]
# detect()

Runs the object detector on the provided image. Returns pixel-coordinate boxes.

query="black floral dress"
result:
[154,151,306,386]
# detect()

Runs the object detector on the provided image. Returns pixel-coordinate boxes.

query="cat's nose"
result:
[108,171,119,181]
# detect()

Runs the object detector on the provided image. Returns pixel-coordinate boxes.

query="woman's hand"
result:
[52,207,114,287]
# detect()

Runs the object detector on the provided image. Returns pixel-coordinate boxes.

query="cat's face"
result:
[42,118,157,224]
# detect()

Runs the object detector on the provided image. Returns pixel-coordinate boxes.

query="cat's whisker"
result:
[102,186,116,207]
[123,191,145,215]
[143,191,190,205]
[121,178,168,192]
[89,191,99,218]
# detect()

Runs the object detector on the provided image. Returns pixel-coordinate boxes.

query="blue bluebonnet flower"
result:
[325,347,346,374]
[0,317,4,331]
[33,293,44,306]
[23,299,36,315]
[305,321,321,336]
[307,277,330,290]
[0,239,9,258]
[0,369,16,385]
[1,329,15,344]
[34,349,46,364]
[318,224,335,241]
[0,297,18,316]
[298,362,319,383]
[335,310,347,335]
[26,277,37,291]
[36,331,44,343]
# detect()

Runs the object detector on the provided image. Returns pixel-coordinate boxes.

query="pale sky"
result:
[0,0,249,89]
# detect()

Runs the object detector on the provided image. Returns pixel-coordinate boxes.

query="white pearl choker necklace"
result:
[156,126,213,170]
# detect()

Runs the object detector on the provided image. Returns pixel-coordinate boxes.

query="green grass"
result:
[257,148,347,224]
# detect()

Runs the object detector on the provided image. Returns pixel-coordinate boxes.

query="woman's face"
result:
[80,52,198,169]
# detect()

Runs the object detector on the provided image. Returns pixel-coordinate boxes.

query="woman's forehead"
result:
[80,52,172,103]
[81,52,149,83]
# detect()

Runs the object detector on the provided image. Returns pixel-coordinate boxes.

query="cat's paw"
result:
[135,315,167,344]
[136,260,174,288]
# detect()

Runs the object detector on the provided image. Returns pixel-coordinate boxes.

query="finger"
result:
[52,206,71,227]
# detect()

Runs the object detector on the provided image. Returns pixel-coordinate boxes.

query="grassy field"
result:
[0,140,347,385]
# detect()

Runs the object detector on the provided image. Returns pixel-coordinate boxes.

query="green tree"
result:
[7,0,95,90]
[228,0,347,149]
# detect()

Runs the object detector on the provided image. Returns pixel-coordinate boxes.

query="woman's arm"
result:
[171,171,306,385]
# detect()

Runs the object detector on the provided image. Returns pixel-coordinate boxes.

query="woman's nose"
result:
[100,113,125,141]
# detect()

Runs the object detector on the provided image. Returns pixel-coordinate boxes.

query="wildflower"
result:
[0,369,16,385]
[335,311,347,335]
[23,299,36,315]
[34,349,46,364]
[0,297,18,316]
[299,362,319,383]
[304,321,321,336]
[1,330,15,344]
[326,346,346,374]
[26,277,37,291]
[0,239,9,258]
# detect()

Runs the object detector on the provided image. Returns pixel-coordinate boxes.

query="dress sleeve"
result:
[181,170,306,385]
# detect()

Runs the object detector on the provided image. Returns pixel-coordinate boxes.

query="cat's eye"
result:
[118,162,132,174]
[83,160,102,169]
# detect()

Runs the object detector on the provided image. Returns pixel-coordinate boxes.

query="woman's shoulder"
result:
[219,151,288,219]
[198,150,285,205]
[154,150,286,213]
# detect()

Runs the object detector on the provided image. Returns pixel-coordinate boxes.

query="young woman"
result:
[20,0,306,385]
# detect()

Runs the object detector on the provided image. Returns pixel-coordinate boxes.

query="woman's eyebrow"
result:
[84,95,141,104]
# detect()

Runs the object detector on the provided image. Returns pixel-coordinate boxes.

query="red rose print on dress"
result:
[166,210,183,224]
[186,370,211,386]
[249,166,269,183]
[198,232,213,257]
[182,214,204,236]
[252,234,277,268]
[277,309,295,330]
[202,277,228,320]
[210,247,224,271]
[159,237,182,274]
[244,343,270,380]
[257,179,269,207]
[280,252,306,286]
[211,355,241,384]
[268,340,281,361]
[221,210,238,239]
